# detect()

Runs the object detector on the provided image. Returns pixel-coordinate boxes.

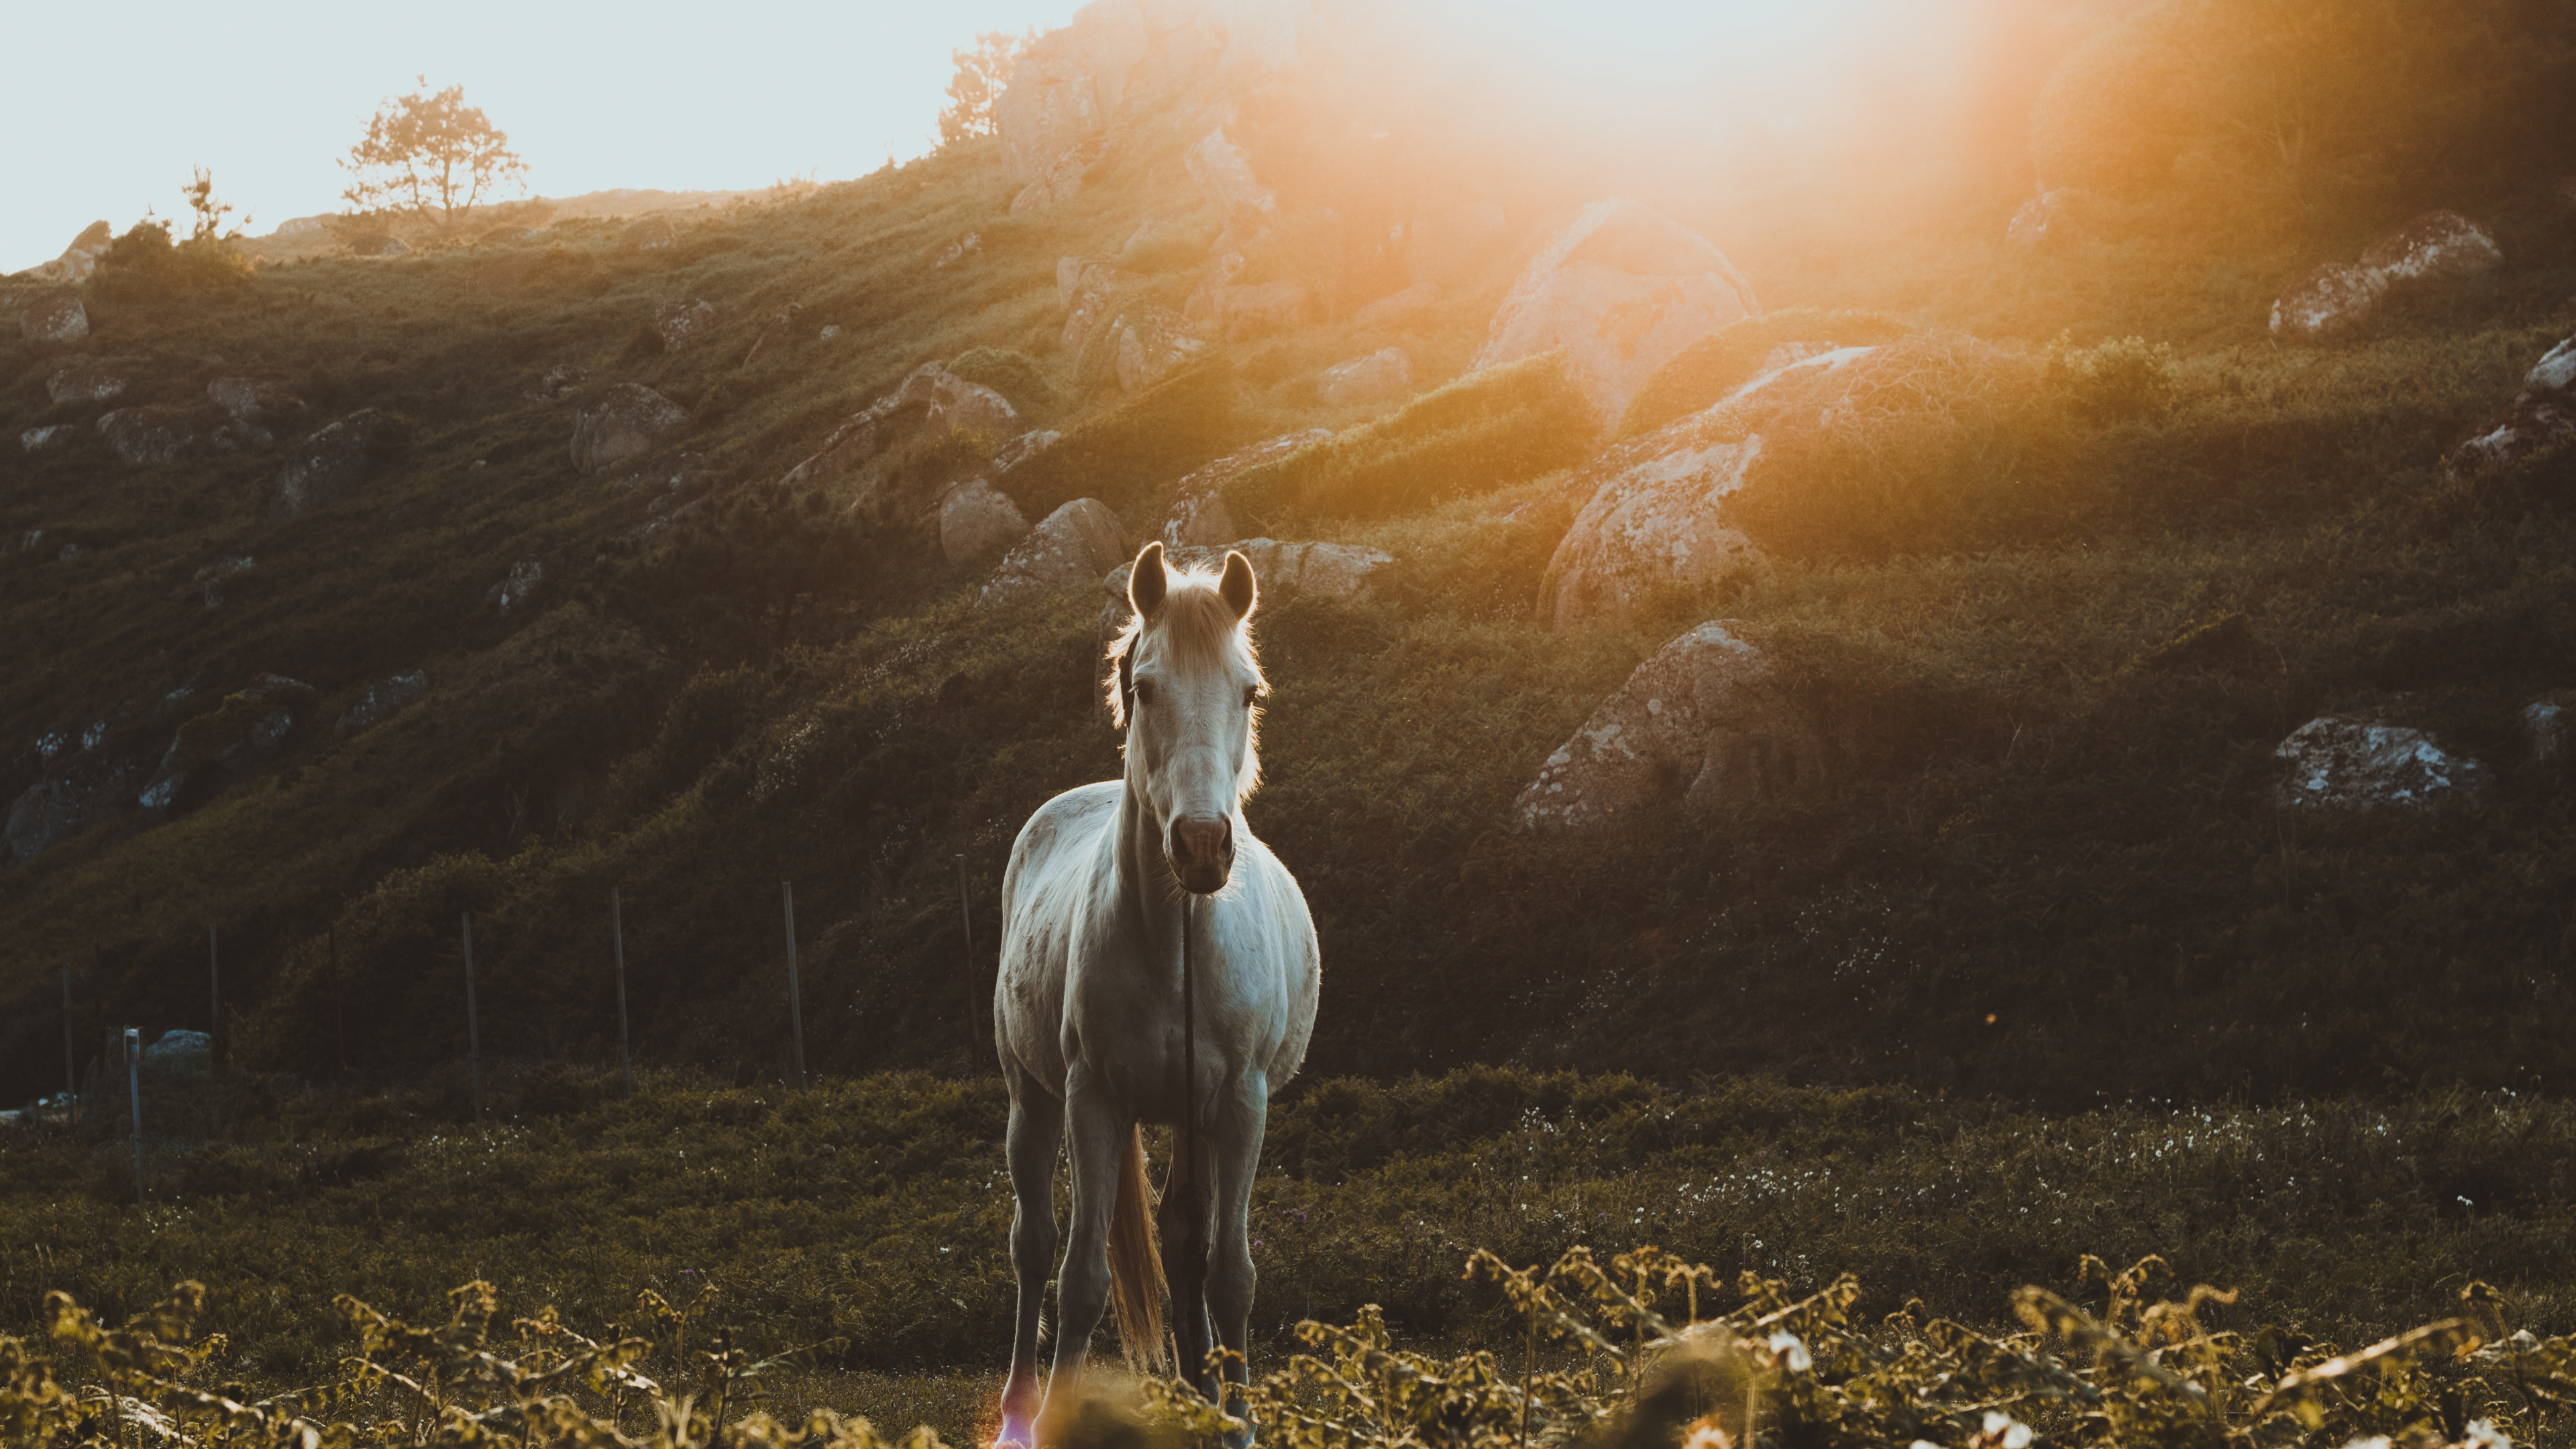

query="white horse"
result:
[992,543,1320,1449]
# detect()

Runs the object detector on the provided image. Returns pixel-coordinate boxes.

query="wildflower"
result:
[1982,1411,2032,1449]
[2465,1421,2512,1449]
[1766,1331,1812,1373]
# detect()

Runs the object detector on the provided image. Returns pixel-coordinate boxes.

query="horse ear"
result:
[1129,541,1168,619]
[1220,549,1256,621]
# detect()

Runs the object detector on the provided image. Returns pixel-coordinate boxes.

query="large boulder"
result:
[1473,199,1762,427]
[2269,263,2386,341]
[941,479,1034,564]
[655,298,716,351]
[97,407,201,466]
[29,221,114,284]
[268,411,394,519]
[983,498,1128,605]
[1059,258,1142,352]
[1515,621,1822,831]
[2275,716,2488,808]
[47,360,127,406]
[1114,305,1207,392]
[2449,337,2574,476]
[334,671,431,738]
[782,362,1020,487]
[1159,429,1333,547]
[572,384,688,474]
[2271,211,2502,340]
[1317,347,1411,406]
[19,292,88,343]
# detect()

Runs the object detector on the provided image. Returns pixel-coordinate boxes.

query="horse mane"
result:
[1105,564,1266,800]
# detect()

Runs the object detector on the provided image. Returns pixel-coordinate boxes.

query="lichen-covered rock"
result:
[1012,138,1102,213]
[786,362,1023,487]
[97,407,201,466]
[1353,281,1441,329]
[139,674,315,810]
[1473,198,1762,427]
[2275,716,2488,808]
[2449,337,2575,476]
[488,559,546,614]
[2269,262,2388,341]
[941,478,1033,564]
[1184,127,1277,231]
[1058,258,1142,351]
[983,498,1127,605]
[48,360,127,406]
[994,429,1062,475]
[2359,210,2502,284]
[335,671,430,737]
[572,384,688,474]
[655,298,716,352]
[1114,305,1207,392]
[19,291,88,343]
[21,425,72,453]
[1159,429,1332,547]
[1318,347,1411,406]
[29,221,114,284]
[1516,621,1822,831]
[268,410,394,519]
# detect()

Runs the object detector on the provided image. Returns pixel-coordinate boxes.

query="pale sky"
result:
[0,0,1896,274]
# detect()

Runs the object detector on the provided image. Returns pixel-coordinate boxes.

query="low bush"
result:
[947,346,1056,422]
[87,221,254,307]
[1616,309,1917,439]
[1222,352,1593,527]
[995,360,1244,520]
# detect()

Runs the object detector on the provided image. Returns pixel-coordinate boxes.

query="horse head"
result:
[1112,541,1264,896]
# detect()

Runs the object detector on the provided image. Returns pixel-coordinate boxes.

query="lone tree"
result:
[341,77,528,224]
[936,30,1032,146]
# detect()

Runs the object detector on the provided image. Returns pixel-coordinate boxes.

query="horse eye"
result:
[1132,680,1156,706]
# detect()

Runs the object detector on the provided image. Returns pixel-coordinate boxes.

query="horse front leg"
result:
[1207,1071,1268,1449]
[1157,1117,1215,1404]
[1044,1070,1128,1407]
[997,1069,1063,1449]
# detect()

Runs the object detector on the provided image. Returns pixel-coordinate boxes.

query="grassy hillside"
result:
[4,23,2576,1120]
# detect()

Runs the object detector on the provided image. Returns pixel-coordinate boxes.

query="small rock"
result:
[1516,621,1822,831]
[993,429,1062,474]
[2525,700,2563,765]
[335,671,431,737]
[96,407,201,466]
[531,363,590,401]
[2269,262,2388,341]
[655,298,717,352]
[19,292,88,343]
[2275,716,2488,808]
[2449,337,2575,476]
[572,384,688,474]
[1114,305,1207,392]
[488,559,546,614]
[1318,347,1412,407]
[20,425,72,453]
[269,410,395,520]
[2358,209,2502,284]
[47,360,126,406]
[983,499,1127,604]
[625,216,677,252]
[29,221,115,284]
[1352,282,1441,329]
[1159,431,1333,548]
[941,478,1033,564]
[819,325,843,341]
[142,1030,211,1063]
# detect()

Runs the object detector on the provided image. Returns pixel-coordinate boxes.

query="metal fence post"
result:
[612,888,633,1097]
[329,926,348,1077]
[208,922,221,1071]
[463,912,483,1123]
[125,1027,144,1201]
[782,881,806,1090]
[61,963,76,1128]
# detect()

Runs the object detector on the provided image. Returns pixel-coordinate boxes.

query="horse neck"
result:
[1114,747,1186,959]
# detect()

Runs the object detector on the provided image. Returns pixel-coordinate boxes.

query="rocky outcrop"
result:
[1516,621,1821,831]
[47,361,126,406]
[21,425,72,453]
[19,292,88,343]
[1012,138,1104,213]
[1538,423,1763,633]
[97,407,201,466]
[140,675,316,811]
[1353,282,1440,329]
[1473,199,1762,427]
[2275,716,2488,808]
[1405,200,1506,286]
[1059,258,1142,352]
[268,411,394,520]
[2006,190,2079,248]
[941,479,1033,564]
[655,298,716,351]
[2272,210,2502,340]
[784,362,1021,487]
[1185,127,1278,232]
[983,498,1127,604]
[994,429,1061,474]
[335,672,431,738]
[572,385,688,474]
[1318,347,1411,406]
[1159,429,1332,547]
[29,221,114,284]
[742,304,804,367]
[1114,305,1206,392]
[2449,337,2574,476]
[488,559,545,614]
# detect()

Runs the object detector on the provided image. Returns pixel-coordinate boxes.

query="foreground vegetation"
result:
[7,1067,2576,1442]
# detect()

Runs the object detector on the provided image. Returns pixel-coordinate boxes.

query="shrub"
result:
[1617,309,1917,439]
[1222,352,1593,527]
[87,221,254,306]
[947,345,1055,421]
[2048,333,2178,425]
[996,359,1243,520]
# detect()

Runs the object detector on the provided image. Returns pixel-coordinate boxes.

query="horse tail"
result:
[1108,1124,1170,1374]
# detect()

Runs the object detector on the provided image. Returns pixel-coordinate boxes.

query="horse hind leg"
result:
[1157,1122,1216,1401]
[998,1070,1064,1449]
[1205,1073,1270,1449]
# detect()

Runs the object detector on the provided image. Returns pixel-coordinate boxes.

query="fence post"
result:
[61,963,76,1128]
[125,1027,144,1201]
[782,881,806,1091]
[329,926,348,1077]
[956,854,986,1054]
[612,887,633,1097]
[462,911,483,1124]
[208,922,221,1071]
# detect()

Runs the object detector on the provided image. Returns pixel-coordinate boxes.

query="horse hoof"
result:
[995,1413,1037,1449]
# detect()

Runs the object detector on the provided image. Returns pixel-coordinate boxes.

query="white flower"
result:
[2340,1436,2392,1449]
[2465,1420,2512,1449]
[1766,1330,1812,1373]
[1983,1411,2033,1449]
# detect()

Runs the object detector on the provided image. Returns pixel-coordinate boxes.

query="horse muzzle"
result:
[1167,814,1235,895]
